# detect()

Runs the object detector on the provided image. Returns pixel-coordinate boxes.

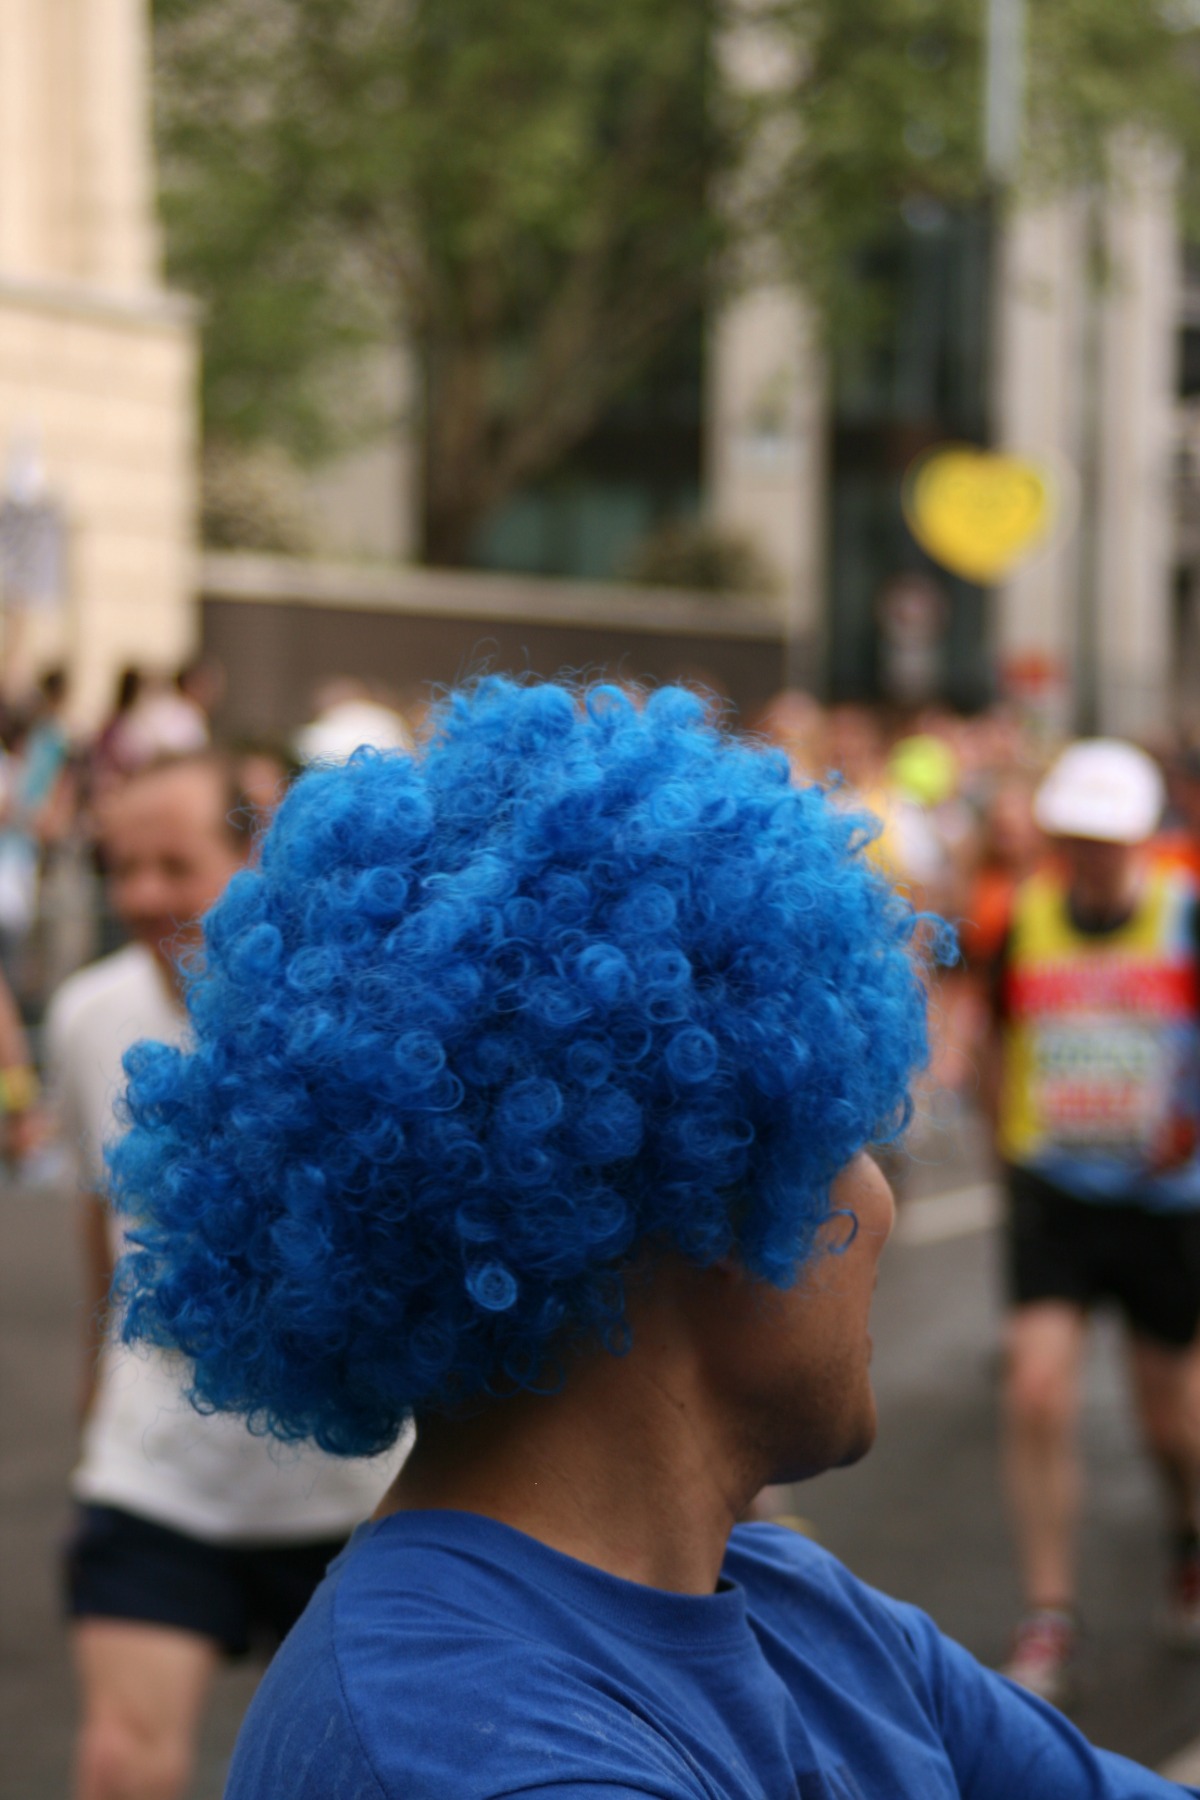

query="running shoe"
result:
[1002,1608,1077,1707]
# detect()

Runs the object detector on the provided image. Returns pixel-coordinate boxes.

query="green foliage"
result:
[200,442,315,554]
[627,519,780,595]
[154,0,722,542]
[764,0,1200,318]
[152,0,1200,557]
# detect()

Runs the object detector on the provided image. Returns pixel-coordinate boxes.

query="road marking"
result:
[1160,1736,1200,1784]
[896,1182,1000,1246]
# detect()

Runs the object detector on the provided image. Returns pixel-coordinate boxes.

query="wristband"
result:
[0,1065,39,1114]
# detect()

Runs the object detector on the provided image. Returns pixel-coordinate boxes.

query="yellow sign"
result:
[903,445,1058,583]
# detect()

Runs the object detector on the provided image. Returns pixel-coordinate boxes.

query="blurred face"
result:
[1058,835,1138,910]
[825,707,881,788]
[699,1154,896,1485]
[237,751,289,826]
[104,765,246,969]
[986,782,1039,869]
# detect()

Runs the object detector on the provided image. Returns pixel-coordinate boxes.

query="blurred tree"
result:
[153,0,1200,564]
[764,0,1200,330]
[155,0,723,563]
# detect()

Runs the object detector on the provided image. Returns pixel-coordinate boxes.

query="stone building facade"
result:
[0,0,196,721]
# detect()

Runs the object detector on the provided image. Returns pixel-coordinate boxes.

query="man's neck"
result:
[379,1304,756,1596]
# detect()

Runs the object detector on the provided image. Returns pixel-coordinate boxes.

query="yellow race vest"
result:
[998,868,1200,1203]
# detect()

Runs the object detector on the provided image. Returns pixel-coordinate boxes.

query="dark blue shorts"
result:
[64,1503,347,1657]
[1006,1164,1200,1350]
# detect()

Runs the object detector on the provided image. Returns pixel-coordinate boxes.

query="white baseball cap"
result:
[1033,739,1164,845]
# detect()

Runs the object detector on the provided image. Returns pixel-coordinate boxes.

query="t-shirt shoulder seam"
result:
[329,1584,394,1800]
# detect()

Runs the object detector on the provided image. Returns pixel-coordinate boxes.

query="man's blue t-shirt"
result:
[226,1511,1194,1799]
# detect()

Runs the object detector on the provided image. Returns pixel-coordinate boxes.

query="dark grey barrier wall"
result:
[199,553,797,741]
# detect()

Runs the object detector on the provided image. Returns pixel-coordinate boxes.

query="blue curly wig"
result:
[111,678,933,1456]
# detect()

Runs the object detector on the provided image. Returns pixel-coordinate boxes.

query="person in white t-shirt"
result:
[46,753,402,1800]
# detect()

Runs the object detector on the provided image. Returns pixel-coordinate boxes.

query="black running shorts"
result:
[64,1503,347,1657]
[1005,1164,1200,1350]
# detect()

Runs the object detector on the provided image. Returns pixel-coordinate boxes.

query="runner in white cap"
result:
[986,738,1200,1704]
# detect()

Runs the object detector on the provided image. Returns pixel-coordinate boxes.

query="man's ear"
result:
[819,1208,860,1254]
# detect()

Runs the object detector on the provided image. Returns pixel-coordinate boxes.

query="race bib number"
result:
[1032,1019,1176,1157]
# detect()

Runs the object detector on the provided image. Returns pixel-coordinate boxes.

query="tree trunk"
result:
[419,335,494,566]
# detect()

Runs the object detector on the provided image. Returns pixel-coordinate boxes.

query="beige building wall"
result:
[0,0,158,285]
[0,0,195,722]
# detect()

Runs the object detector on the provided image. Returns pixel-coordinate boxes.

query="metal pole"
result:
[982,0,1026,704]
[1074,188,1104,736]
[984,0,1027,186]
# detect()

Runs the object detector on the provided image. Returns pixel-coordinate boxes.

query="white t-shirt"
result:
[46,943,405,1543]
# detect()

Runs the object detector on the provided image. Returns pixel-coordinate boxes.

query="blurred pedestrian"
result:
[951,773,1045,1094]
[119,668,210,766]
[88,666,145,803]
[878,731,966,913]
[0,949,42,1162]
[19,665,74,832]
[0,667,80,998]
[0,724,38,978]
[231,739,299,831]
[1156,746,1200,883]
[293,677,412,764]
[45,752,403,1800]
[753,688,824,780]
[823,701,885,798]
[987,740,1200,1705]
[175,653,226,734]
[961,773,1044,972]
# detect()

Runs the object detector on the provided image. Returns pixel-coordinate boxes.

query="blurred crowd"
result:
[754,693,1200,1132]
[0,659,416,1023]
[0,657,416,1172]
[5,662,1200,1122]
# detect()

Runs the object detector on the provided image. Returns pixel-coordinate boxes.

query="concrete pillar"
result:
[39,0,85,278]
[706,6,820,688]
[75,0,159,288]
[0,0,158,288]
[0,0,42,271]
[707,286,825,683]
[992,195,1086,730]
[993,153,1181,742]
[1093,139,1179,739]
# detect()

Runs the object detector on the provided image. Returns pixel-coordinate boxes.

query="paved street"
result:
[800,1169,1200,1770]
[3,1124,1200,1798]
[0,1178,263,1800]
